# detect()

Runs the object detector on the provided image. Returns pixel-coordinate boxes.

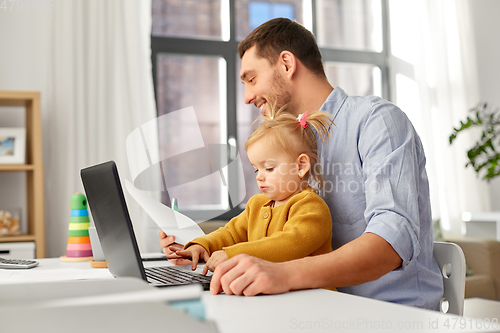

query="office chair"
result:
[433,241,466,315]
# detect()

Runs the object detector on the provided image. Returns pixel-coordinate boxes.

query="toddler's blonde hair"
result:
[245,104,333,189]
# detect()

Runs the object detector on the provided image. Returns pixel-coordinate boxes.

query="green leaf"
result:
[450,102,500,181]
[449,133,456,144]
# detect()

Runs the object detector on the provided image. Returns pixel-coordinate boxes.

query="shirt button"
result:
[263,212,269,219]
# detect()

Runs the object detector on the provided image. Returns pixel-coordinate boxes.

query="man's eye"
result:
[249,78,255,83]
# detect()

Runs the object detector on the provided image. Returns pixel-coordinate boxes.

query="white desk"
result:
[1,258,499,333]
[204,289,500,333]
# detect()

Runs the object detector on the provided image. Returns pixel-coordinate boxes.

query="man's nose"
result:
[244,86,255,105]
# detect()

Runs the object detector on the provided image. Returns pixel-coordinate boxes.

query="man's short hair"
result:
[238,18,326,78]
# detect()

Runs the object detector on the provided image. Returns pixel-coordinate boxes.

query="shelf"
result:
[0,164,35,171]
[0,235,36,242]
[0,91,40,106]
[0,90,45,258]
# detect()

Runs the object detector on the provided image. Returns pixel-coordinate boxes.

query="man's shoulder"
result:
[341,94,413,138]
[324,87,405,126]
[345,94,401,118]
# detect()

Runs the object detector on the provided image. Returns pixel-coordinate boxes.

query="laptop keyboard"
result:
[145,266,212,286]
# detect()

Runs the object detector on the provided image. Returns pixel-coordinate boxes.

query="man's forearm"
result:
[287,232,403,290]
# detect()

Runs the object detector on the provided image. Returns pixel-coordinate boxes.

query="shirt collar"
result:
[320,86,348,120]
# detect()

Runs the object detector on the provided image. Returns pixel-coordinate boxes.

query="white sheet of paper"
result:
[125,179,205,245]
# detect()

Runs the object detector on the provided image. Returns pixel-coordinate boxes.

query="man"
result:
[160,18,443,310]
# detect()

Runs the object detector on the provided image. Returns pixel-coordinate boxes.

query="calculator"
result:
[0,257,39,269]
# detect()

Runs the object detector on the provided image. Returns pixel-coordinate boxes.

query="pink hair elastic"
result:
[297,110,309,128]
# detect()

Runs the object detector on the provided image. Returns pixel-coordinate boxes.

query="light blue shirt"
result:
[318,87,443,310]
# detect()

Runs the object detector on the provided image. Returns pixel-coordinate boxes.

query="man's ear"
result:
[279,51,297,79]
[297,154,310,178]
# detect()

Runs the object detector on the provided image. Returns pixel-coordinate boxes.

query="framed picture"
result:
[0,128,26,164]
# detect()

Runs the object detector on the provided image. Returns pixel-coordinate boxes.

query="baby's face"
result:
[247,137,302,207]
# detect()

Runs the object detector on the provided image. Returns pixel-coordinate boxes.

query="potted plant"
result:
[449,102,500,181]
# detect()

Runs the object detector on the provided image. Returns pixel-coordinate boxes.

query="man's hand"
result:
[209,233,403,297]
[203,250,229,275]
[159,231,191,265]
[210,254,292,296]
[173,244,210,271]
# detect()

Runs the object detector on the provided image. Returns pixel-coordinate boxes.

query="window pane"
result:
[389,0,418,64]
[325,62,381,97]
[235,0,307,41]
[156,54,227,209]
[395,74,423,138]
[316,0,383,52]
[152,0,222,40]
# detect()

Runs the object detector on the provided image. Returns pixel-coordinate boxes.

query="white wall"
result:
[0,10,52,250]
[468,0,500,211]
[1,5,159,259]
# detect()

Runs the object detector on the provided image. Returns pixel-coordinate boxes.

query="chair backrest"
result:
[433,241,466,315]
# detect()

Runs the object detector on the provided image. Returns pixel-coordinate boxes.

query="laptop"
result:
[80,160,212,290]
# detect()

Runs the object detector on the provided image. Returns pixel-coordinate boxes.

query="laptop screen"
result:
[81,161,147,281]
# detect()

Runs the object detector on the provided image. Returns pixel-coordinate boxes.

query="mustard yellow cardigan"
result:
[186,188,333,262]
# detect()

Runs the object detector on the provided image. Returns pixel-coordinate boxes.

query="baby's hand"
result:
[160,231,191,265]
[203,250,229,275]
[174,244,210,271]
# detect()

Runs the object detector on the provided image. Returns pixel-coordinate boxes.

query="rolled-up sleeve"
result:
[360,102,423,269]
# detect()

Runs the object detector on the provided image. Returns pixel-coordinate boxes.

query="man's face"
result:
[240,46,292,117]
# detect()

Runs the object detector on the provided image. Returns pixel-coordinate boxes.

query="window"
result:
[248,2,295,31]
[151,0,390,221]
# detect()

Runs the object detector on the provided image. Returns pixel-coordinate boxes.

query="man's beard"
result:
[267,69,292,110]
